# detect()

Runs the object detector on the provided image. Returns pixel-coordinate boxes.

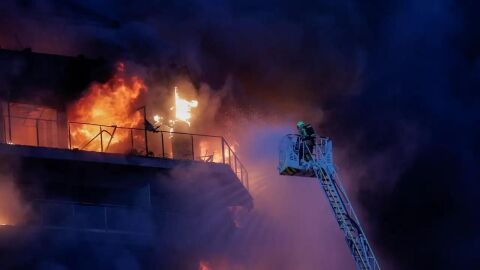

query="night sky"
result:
[1,0,479,269]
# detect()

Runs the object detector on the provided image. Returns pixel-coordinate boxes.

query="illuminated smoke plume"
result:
[0,173,29,226]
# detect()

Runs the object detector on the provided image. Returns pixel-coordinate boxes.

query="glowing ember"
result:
[68,63,147,151]
[153,113,173,134]
[174,86,198,126]
[198,260,212,270]
[0,217,12,226]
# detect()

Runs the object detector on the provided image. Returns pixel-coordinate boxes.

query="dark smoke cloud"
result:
[0,0,479,269]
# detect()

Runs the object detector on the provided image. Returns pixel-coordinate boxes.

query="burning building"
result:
[0,48,252,269]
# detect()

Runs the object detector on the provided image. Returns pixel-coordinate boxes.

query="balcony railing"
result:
[1,116,249,190]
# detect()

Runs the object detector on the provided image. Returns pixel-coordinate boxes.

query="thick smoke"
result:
[162,123,355,269]
[0,0,479,269]
[233,121,356,269]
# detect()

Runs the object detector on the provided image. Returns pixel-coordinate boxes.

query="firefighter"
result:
[296,121,316,161]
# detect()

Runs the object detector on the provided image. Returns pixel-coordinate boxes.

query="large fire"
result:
[66,65,235,167]
[153,86,198,131]
[174,86,198,126]
[68,63,147,151]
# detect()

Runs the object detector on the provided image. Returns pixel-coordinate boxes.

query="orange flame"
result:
[0,216,10,226]
[174,86,198,126]
[153,86,198,134]
[68,63,147,151]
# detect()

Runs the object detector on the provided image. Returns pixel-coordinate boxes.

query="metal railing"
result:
[1,116,249,190]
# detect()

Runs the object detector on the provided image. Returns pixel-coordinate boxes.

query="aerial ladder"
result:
[278,122,381,270]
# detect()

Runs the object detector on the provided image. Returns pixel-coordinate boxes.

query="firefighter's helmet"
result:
[296,121,305,129]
